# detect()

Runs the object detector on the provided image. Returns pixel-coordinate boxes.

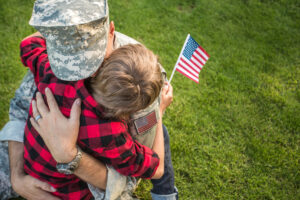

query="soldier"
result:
[0,0,178,199]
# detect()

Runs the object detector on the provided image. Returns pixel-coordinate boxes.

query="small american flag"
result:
[170,34,210,83]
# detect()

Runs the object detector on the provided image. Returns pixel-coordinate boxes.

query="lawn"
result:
[0,0,299,199]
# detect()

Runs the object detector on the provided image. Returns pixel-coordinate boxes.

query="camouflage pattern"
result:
[0,142,18,199]
[30,0,108,27]
[0,32,168,199]
[0,71,36,199]
[88,166,138,200]
[30,0,109,81]
[9,72,36,122]
[113,32,139,48]
[0,71,36,142]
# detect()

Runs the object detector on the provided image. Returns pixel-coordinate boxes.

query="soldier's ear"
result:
[105,21,116,58]
[109,21,115,37]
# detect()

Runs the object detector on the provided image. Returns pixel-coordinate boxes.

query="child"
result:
[22,34,175,199]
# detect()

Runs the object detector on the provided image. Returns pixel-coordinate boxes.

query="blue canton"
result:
[182,36,200,60]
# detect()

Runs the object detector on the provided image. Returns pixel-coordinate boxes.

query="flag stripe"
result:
[190,57,203,69]
[181,57,200,73]
[183,56,202,71]
[177,63,199,81]
[192,53,205,66]
[195,48,208,62]
[176,67,199,83]
[193,52,206,65]
[198,46,210,58]
[178,61,199,78]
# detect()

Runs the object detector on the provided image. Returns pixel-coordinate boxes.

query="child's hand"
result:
[160,82,173,113]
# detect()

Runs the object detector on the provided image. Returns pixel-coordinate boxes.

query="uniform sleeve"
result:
[20,36,48,85]
[0,71,36,142]
[78,122,160,179]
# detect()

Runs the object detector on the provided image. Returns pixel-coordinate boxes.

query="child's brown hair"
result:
[90,44,164,120]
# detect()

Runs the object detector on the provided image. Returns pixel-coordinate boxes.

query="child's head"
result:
[90,44,164,120]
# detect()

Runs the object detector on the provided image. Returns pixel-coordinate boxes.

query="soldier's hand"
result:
[160,82,173,113]
[11,172,59,200]
[30,87,81,163]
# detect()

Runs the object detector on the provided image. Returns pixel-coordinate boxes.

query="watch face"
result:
[57,164,73,175]
[56,147,82,175]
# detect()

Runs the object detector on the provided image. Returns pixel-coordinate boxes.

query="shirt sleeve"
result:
[0,71,36,142]
[78,122,160,179]
[20,36,48,85]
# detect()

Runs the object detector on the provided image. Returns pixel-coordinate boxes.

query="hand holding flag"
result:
[169,34,210,83]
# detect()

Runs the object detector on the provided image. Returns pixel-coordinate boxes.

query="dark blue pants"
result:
[151,125,177,196]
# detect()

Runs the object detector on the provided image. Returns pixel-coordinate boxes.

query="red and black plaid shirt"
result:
[22,36,159,200]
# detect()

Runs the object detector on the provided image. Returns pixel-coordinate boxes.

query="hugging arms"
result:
[4,34,174,199]
[0,1,177,199]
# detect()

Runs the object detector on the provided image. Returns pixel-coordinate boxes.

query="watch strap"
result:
[56,146,82,175]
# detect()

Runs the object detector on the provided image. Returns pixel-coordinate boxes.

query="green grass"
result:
[1,0,299,199]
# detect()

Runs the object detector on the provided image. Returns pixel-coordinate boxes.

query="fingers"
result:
[160,82,173,113]
[36,193,60,200]
[31,100,41,131]
[34,178,56,193]
[30,117,41,133]
[45,88,60,114]
[168,85,173,97]
[166,84,173,96]
[36,92,49,117]
[70,98,81,123]
[33,189,60,200]
[34,88,61,118]
[32,100,41,119]
[162,82,173,96]
[162,82,169,93]
[13,172,60,200]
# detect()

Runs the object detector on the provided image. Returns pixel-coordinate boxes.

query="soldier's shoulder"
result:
[114,32,140,48]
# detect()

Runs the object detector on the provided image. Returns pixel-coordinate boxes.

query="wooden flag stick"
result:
[169,34,190,83]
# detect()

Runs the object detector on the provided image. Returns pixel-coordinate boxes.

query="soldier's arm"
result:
[3,74,107,193]
[0,72,59,199]
[30,89,108,189]
[0,72,36,142]
[9,141,59,200]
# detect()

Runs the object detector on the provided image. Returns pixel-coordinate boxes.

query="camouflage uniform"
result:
[0,72,36,199]
[0,32,171,200]
[0,142,18,199]
[0,1,178,199]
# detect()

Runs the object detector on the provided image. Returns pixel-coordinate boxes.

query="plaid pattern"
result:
[21,36,160,200]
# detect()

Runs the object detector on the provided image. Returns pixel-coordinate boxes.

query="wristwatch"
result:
[56,146,82,175]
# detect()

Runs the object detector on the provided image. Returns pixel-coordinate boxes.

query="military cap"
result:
[29,0,109,81]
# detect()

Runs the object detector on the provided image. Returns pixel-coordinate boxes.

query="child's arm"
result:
[30,84,173,180]
[30,90,108,190]
[79,83,173,179]
[20,32,48,85]
[79,125,161,179]
[22,32,43,41]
